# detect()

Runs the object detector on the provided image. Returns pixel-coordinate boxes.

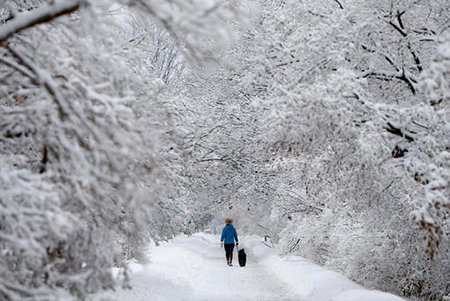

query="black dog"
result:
[238,249,247,267]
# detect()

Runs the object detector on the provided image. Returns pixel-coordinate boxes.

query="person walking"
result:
[220,218,239,266]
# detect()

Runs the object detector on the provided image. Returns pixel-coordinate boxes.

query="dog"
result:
[238,248,247,267]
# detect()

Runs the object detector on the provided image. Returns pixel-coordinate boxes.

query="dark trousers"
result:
[224,244,235,263]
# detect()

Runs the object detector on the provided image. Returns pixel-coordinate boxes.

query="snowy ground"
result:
[92,233,405,301]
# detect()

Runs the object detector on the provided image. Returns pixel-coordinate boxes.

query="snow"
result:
[332,290,405,301]
[0,0,81,42]
[93,233,405,301]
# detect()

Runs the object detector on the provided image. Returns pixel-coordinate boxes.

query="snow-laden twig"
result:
[0,0,84,42]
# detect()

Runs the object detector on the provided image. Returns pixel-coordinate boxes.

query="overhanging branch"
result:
[0,0,84,43]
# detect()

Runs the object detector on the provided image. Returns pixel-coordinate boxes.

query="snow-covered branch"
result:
[0,0,83,42]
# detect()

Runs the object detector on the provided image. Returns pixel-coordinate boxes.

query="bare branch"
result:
[362,70,416,94]
[333,0,344,9]
[407,42,423,72]
[396,10,406,29]
[388,20,407,37]
[384,122,415,142]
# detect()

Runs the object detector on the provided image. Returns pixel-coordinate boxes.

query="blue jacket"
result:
[221,224,238,244]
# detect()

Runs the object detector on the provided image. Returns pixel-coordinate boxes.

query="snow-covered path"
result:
[93,233,405,301]
[148,234,301,300]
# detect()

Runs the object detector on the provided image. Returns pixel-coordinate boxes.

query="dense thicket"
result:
[179,1,449,300]
[0,0,448,300]
[0,0,236,300]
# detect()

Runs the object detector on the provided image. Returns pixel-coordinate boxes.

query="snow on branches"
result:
[0,0,236,300]
[0,0,448,300]
[415,35,450,260]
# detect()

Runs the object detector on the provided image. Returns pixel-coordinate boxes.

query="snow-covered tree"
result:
[0,0,236,299]
[1,0,448,300]
[191,1,449,299]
